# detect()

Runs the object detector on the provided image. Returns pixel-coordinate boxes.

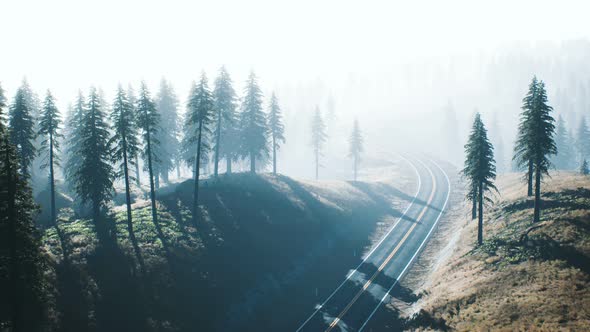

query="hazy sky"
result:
[1,0,589,106]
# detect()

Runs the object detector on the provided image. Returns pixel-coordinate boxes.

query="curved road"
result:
[295,157,451,332]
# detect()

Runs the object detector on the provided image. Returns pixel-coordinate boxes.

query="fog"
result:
[2,0,589,179]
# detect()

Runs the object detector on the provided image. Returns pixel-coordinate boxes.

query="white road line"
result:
[358,158,451,332]
[295,155,422,332]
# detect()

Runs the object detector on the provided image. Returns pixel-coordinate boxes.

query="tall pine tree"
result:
[71,88,114,232]
[212,66,238,177]
[462,113,497,245]
[348,119,363,181]
[137,82,160,227]
[239,72,268,173]
[109,85,144,272]
[514,79,556,223]
[9,85,36,178]
[514,76,538,197]
[576,116,590,167]
[267,92,285,175]
[185,73,214,226]
[127,85,142,186]
[155,79,180,184]
[310,107,327,180]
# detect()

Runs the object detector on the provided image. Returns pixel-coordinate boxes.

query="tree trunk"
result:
[146,127,158,228]
[214,111,221,178]
[226,157,232,174]
[272,135,277,175]
[5,141,21,332]
[123,140,144,274]
[135,155,141,186]
[533,163,541,223]
[155,173,160,189]
[250,150,256,173]
[527,160,533,196]
[49,133,69,263]
[193,120,204,227]
[471,195,477,220]
[478,181,483,245]
[315,148,319,180]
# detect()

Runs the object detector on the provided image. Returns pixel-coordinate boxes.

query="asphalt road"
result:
[295,157,451,332]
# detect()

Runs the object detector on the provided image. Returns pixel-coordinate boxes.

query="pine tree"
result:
[267,92,285,175]
[239,71,268,173]
[462,113,497,245]
[63,92,85,193]
[515,79,557,223]
[1,99,47,331]
[580,159,589,175]
[185,73,214,226]
[576,116,590,164]
[137,82,160,227]
[514,76,538,197]
[553,115,575,170]
[155,79,180,184]
[349,119,363,181]
[127,85,141,186]
[213,66,238,177]
[8,85,37,178]
[310,107,327,180]
[109,85,144,272]
[71,88,114,230]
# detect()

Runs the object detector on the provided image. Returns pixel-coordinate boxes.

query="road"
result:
[295,157,451,332]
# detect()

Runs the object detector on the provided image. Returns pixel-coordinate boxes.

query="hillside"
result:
[39,163,415,331]
[396,172,590,331]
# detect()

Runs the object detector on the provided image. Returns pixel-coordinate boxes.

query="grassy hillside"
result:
[39,168,414,331]
[404,172,590,331]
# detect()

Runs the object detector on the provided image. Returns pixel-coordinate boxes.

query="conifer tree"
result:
[514,76,538,196]
[137,82,160,227]
[71,88,114,230]
[581,159,589,175]
[63,92,86,193]
[38,91,62,224]
[8,86,36,178]
[267,92,285,175]
[553,115,575,170]
[155,79,180,184]
[127,86,141,186]
[213,66,238,177]
[109,86,144,272]
[576,116,590,164]
[310,107,327,180]
[185,73,214,226]
[514,79,556,223]
[462,113,497,245]
[349,119,363,181]
[239,71,268,173]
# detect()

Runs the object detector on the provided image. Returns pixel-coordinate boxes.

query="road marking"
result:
[358,158,451,331]
[295,155,421,332]
[325,161,437,332]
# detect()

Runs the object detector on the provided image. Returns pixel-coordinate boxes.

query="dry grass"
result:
[404,172,590,331]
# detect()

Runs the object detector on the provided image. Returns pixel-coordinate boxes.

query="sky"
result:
[1,0,589,106]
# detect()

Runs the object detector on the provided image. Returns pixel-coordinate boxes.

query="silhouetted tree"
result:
[462,113,497,245]
[71,88,114,230]
[212,66,238,177]
[8,85,36,178]
[63,92,85,193]
[137,82,160,227]
[552,115,575,170]
[576,116,590,164]
[239,72,268,173]
[267,92,285,175]
[128,86,141,186]
[310,107,327,180]
[348,119,363,181]
[185,73,214,226]
[109,86,144,273]
[515,79,556,223]
[581,159,589,175]
[514,77,538,197]
[155,79,180,184]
